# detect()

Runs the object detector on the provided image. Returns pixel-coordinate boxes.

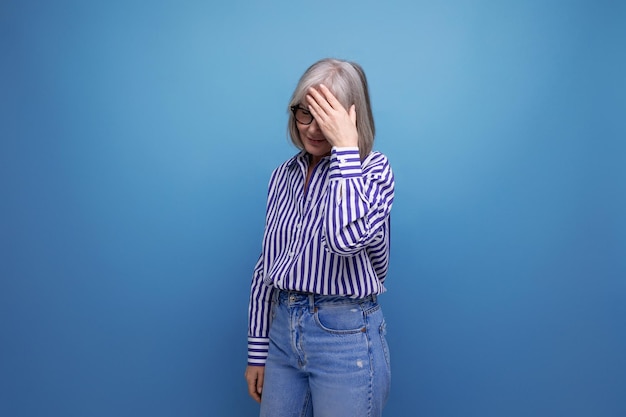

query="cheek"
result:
[296,124,307,138]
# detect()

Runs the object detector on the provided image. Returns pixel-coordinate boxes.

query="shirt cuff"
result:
[247,337,269,366]
[329,147,362,179]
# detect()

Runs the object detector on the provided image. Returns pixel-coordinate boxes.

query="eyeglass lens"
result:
[294,107,314,125]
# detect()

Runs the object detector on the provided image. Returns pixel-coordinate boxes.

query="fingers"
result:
[318,84,343,109]
[305,84,359,148]
[245,366,264,403]
[349,104,357,125]
[306,92,325,121]
[305,86,348,124]
[256,368,265,397]
[307,84,339,112]
[246,374,259,402]
[306,84,348,116]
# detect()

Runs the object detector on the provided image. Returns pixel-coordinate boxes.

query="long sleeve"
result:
[247,254,273,366]
[324,147,395,255]
[247,149,395,365]
[246,166,283,367]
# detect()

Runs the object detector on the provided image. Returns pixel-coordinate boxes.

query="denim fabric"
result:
[260,290,391,417]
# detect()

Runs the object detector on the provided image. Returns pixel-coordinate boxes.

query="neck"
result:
[310,155,323,166]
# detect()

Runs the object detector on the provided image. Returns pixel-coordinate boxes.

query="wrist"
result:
[331,139,359,148]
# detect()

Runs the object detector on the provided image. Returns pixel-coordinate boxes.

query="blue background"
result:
[1,1,624,416]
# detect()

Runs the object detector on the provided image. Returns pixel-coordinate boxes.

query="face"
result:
[292,106,332,162]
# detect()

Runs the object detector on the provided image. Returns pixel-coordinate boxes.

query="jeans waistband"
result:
[273,289,377,309]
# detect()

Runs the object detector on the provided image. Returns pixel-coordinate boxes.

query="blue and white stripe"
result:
[247,146,395,366]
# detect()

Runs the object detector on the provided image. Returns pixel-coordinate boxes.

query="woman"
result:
[245,58,395,417]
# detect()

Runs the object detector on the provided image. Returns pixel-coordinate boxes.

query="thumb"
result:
[257,371,264,394]
[349,104,357,125]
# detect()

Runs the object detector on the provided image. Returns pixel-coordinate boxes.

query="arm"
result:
[246,166,282,366]
[324,148,394,255]
[245,167,282,401]
[247,255,273,365]
[245,254,273,404]
[305,85,395,254]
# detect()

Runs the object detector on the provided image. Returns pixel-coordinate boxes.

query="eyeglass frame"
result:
[290,105,315,125]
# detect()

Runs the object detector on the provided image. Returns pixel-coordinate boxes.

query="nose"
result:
[308,118,320,133]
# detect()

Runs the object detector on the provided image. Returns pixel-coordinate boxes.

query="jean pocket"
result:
[379,319,391,371]
[314,305,366,334]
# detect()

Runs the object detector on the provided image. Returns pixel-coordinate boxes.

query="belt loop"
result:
[372,293,377,303]
[308,293,315,312]
[272,288,280,304]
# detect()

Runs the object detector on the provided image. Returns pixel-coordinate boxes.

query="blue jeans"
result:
[260,290,391,417]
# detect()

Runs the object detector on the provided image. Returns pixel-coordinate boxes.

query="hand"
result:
[306,84,359,148]
[245,365,265,403]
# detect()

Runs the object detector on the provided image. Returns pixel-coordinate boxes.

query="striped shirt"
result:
[247,146,395,366]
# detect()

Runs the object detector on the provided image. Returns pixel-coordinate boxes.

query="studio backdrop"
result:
[1,1,624,416]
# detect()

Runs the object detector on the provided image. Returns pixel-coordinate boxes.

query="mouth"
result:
[307,137,326,143]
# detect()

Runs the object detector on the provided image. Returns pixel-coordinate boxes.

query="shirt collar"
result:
[286,151,331,169]
[286,150,307,168]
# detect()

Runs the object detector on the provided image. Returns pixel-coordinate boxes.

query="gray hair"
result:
[288,58,375,160]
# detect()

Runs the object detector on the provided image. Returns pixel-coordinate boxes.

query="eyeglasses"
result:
[290,105,314,125]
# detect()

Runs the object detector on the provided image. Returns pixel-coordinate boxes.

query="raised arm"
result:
[323,148,394,255]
